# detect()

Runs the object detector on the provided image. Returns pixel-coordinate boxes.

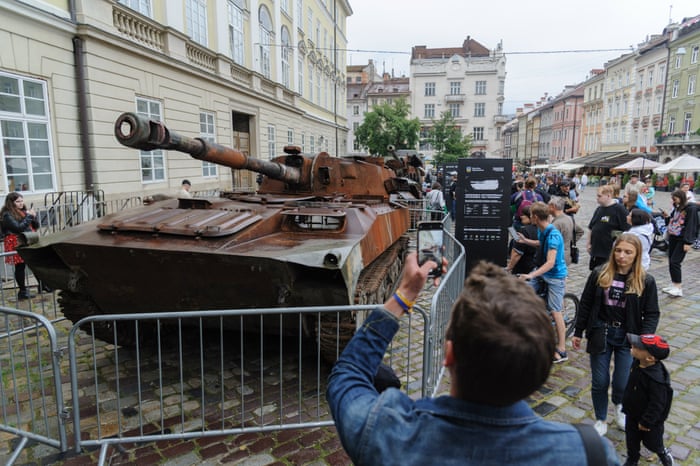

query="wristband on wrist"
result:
[393,290,415,314]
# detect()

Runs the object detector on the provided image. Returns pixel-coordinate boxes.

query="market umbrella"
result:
[653,154,700,174]
[611,157,661,172]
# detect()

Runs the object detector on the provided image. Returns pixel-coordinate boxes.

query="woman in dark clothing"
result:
[660,189,698,297]
[1,192,39,300]
[572,233,660,437]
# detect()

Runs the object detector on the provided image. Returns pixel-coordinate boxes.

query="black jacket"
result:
[622,359,672,428]
[574,268,659,353]
[1,210,38,235]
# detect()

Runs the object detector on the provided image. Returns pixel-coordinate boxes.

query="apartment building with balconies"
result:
[580,70,606,156]
[631,35,669,158]
[601,53,636,154]
[0,0,350,201]
[409,37,506,160]
[658,14,700,159]
[550,85,584,163]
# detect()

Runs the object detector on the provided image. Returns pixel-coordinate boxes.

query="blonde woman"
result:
[572,233,660,437]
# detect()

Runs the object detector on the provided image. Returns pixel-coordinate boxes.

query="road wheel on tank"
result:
[317,236,409,363]
[59,290,146,347]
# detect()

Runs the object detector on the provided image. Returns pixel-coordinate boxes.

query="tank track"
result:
[59,290,145,347]
[317,235,409,363]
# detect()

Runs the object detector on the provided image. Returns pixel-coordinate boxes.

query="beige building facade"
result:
[409,37,507,160]
[0,0,350,203]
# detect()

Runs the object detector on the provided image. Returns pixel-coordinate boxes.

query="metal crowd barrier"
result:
[1,223,465,465]
[66,305,430,463]
[0,307,68,463]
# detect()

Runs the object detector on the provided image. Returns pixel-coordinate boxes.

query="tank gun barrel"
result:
[114,112,301,184]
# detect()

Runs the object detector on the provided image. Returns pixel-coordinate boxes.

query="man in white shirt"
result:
[178,179,193,198]
[624,174,645,196]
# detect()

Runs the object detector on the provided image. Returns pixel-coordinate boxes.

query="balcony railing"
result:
[657,133,700,144]
[445,94,465,102]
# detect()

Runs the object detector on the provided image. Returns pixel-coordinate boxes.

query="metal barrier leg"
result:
[5,434,29,466]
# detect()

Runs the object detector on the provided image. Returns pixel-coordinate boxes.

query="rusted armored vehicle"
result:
[18,113,423,360]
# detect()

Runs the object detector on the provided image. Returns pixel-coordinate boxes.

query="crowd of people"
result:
[327,169,696,465]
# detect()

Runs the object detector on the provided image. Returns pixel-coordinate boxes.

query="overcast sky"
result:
[345,0,700,114]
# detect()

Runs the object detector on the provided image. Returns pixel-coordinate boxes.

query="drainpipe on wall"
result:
[69,0,95,193]
[72,35,95,194]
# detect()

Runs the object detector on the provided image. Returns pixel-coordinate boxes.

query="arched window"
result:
[281,26,291,88]
[258,6,273,79]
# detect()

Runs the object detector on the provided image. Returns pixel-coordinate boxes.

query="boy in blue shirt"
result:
[519,201,568,363]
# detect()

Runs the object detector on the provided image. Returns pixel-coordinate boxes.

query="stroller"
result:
[651,213,668,252]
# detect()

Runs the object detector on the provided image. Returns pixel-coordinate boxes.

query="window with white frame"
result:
[424,104,435,119]
[675,53,682,69]
[353,123,360,151]
[186,0,208,46]
[307,8,313,36]
[684,112,692,133]
[0,72,55,192]
[297,55,304,96]
[638,72,644,88]
[672,79,679,98]
[475,80,486,95]
[692,46,699,64]
[449,82,461,95]
[136,97,165,182]
[648,70,654,87]
[281,0,289,14]
[308,64,314,101]
[200,112,217,177]
[281,26,291,88]
[267,125,276,159]
[301,132,305,152]
[316,71,321,105]
[472,127,484,141]
[658,64,665,83]
[259,6,273,79]
[424,82,435,96]
[668,116,675,133]
[228,0,244,64]
[118,0,151,17]
[353,105,359,115]
[645,99,651,115]
[474,102,485,117]
[655,95,662,113]
[287,128,294,145]
[315,19,320,45]
[448,103,460,117]
[310,135,315,154]
[296,0,302,25]
[688,75,696,95]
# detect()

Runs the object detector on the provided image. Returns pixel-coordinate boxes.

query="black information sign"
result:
[454,158,512,274]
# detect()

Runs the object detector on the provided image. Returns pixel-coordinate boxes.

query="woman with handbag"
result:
[1,192,39,300]
[660,189,698,297]
[572,233,660,437]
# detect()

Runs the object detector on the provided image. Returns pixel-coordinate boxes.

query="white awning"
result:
[551,162,584,171]
[530,164,550,169]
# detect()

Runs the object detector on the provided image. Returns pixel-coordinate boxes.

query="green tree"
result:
[354,98,420,155]
[426,112,472,165]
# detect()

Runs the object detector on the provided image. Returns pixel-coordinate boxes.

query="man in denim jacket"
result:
[327,254,619,465]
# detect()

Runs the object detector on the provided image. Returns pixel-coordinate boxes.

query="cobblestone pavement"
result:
[4,187,700,466]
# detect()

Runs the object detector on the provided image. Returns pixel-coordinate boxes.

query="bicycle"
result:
[522,277,580,337]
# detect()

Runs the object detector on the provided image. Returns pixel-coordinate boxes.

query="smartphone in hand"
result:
[417,221,444,278]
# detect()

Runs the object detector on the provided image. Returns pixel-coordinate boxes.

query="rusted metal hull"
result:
[19,196,409,320]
